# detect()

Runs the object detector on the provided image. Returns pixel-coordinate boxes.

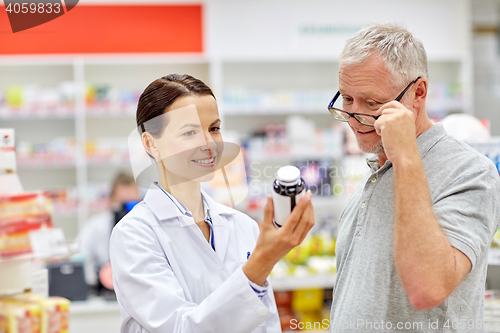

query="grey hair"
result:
[340,23,428,89]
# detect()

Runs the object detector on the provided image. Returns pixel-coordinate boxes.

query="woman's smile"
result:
[191,155,217,167]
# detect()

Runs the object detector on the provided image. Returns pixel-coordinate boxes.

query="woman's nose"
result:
[201,132,216,151]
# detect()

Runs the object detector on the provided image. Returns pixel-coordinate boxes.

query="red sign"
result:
[0,5,203,54]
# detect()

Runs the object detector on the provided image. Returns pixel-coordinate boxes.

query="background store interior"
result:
[2,0,500,331]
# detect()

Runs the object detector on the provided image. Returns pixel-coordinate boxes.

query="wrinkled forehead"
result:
[339,61,396,95]
[339,55,398,90]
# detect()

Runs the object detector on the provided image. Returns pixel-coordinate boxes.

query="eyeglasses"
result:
[327,77,421,127]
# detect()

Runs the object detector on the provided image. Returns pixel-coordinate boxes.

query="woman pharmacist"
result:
[109,74,314,333]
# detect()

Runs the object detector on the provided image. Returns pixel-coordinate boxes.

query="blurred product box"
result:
[0,192,53,257]
[292,288,324,313]
[0,299,40,333]
[1,84,75,118]
[0,294,70,333]
[0,129,16,173]
[295,160,332,196]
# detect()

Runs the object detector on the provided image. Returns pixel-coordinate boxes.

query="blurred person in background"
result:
[79,172,140,296]
[327,23,500,332]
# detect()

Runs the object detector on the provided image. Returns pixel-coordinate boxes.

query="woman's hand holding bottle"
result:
[242,191,314,286]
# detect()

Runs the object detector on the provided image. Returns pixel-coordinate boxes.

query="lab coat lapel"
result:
[212,215,229,263]
[146,185,238,265]
[145,185,226,271]
[202,190,236,263]
[143,184,187,222]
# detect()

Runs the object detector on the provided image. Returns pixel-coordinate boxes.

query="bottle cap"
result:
[276,165,301,186]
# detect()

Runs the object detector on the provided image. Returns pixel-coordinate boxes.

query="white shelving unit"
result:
[70,297,121,333]
[270,273,336,292]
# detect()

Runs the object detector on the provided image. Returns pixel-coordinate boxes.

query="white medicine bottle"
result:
[272,165,306,227]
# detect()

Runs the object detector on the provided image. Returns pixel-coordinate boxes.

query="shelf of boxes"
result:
[483,299,500,332]
[489,249,500,266]
[271,273,336,292]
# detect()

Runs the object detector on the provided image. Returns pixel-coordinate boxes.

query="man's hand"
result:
[374,101,419,164]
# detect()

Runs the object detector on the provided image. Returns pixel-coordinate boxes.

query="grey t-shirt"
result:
[330,123,500,332]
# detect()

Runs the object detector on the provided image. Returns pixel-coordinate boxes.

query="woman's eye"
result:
[210,127,221,133]
[183,130,197,136]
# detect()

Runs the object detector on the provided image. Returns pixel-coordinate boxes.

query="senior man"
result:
[328,23,500,332]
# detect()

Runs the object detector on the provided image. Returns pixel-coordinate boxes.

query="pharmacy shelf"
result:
[0,111,75,120]
[270,273,336,291]
[86,110,136,118]
[311,196,347,207]
[222,107,330,116]
[87,160,130,167]
[221,100,466,117]
[483,299,500,332]
[0,108,137,119]
[70,297,121,315]
[488,249,500,266]
[70,297,121,333]
[0,240,78,297]
[247,152,341,162]
[17,159,77,169]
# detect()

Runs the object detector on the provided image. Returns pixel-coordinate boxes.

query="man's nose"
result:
[348,115,362,128]
[347,103,361,127]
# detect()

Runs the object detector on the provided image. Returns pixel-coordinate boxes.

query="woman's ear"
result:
[141,132,159,160]
[413,78,427,110]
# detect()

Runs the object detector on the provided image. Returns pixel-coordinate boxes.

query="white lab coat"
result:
[109,184,282,333]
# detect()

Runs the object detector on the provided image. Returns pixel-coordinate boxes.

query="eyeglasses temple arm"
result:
[328,91,341,108]
[395,76,422,102]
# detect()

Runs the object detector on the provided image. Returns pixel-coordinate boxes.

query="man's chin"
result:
[358,141,385,155]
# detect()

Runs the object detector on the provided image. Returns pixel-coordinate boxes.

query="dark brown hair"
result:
[136,74,215,137]
[110,172,136,199]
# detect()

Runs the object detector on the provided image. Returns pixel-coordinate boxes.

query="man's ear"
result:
[141,132,159,160]
[413,78,427,110]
